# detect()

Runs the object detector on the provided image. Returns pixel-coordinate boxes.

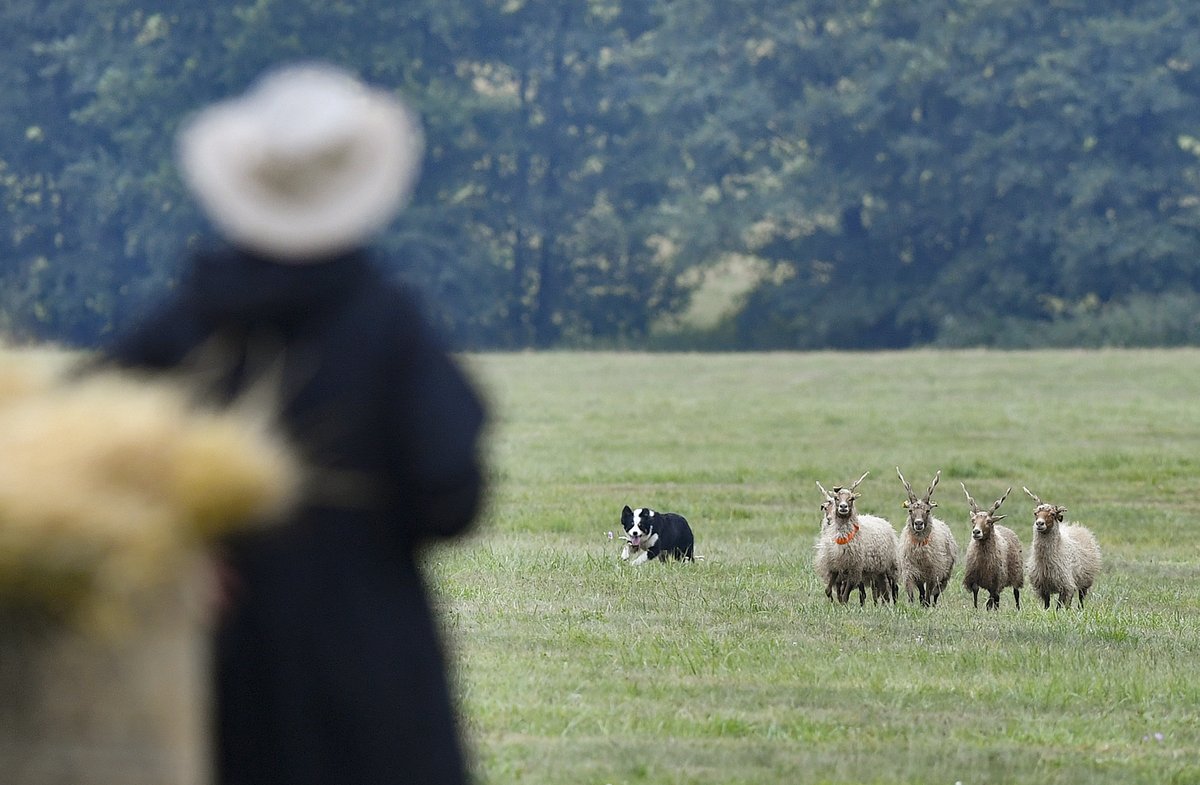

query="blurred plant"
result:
[0,343,300,632]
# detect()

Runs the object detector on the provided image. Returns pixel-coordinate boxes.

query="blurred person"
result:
[103,63,486,785]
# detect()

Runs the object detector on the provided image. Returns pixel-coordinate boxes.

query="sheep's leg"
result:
[825,572,844,602]
[857,583,866,606]
[918,583,930,608]
[1078,587,1088,607]
[871,576,890,605]
[1013,587,1020,611]
[986,591,1000,610]
[1039,591,1051,610]
[1058,590,1072,610]
[970,587,979,608]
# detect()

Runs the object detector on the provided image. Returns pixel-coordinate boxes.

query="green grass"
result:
[428,350,1200,785]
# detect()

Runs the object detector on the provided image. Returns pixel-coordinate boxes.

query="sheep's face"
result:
[904,499,935,535]
[817,472,868,523]
[819,497,834,528]
[1032,503,1065,534]
[962,483,1010,542]
[898,468,940,537]
[829,487,859,519]
[969,511,996,541]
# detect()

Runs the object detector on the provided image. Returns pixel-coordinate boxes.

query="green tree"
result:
[730,0,1200,347]
[4,0,1200,349]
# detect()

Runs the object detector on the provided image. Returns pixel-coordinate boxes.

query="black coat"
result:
[104,247,486,785]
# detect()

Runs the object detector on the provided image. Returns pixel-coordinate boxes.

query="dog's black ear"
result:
[622,505,633,516]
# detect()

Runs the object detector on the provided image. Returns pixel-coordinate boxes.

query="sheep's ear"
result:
[929,501,938,508]
[992,514,1007,522]
[1056,506,1067,521]
[902,500,910,509]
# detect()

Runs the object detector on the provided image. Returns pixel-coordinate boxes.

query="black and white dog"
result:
[619,505,695,565]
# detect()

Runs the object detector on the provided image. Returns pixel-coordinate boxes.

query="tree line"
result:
[3,0,1199,350]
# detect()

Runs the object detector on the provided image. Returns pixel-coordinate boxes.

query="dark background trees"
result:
[3,0,1199,350]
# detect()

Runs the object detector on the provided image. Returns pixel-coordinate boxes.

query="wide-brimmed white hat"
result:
[177,62,424,261]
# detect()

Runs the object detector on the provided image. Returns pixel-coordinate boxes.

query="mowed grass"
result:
[428,350,1200,785]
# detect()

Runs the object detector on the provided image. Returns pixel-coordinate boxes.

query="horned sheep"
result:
[814,472,900,605]
[1023,487,1102,609]
[896,468,957,607]
[960,483,1024,610]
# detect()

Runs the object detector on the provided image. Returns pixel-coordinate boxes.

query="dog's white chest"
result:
[621,532,659,565]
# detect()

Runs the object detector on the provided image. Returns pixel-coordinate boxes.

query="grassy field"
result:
[429,350,1200,785]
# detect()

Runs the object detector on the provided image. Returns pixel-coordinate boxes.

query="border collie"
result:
[619,505,695,565]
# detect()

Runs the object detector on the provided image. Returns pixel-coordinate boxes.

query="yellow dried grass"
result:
[0,343,301,627]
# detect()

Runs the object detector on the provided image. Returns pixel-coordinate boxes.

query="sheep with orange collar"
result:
[814,472,900,605]
[1023,487,1101,609]
[895,467,958,607]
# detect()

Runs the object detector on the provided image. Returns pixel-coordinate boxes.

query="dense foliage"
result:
[3,0,1200,349]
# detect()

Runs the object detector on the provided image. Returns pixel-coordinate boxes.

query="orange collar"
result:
[834,522,860,545]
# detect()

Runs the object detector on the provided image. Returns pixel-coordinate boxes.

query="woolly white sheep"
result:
[814,472,900,605]
[813,492,870,603]
[1023,487,1102,609]
[960,483,1023,610]
[813,494,844,600]
[896,467,957,607]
